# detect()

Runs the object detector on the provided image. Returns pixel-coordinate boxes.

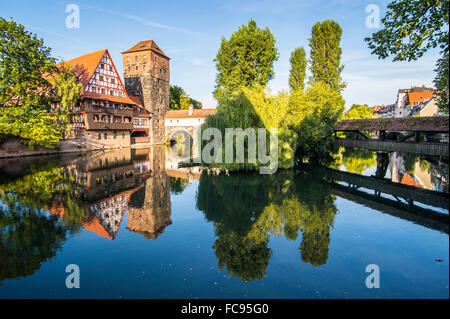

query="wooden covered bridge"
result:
[333,116,449,156]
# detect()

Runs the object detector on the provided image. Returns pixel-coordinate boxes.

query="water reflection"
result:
[0,147,172,282]
[0,146,448,287]
[196,169,338,281]
[338,147,449,192]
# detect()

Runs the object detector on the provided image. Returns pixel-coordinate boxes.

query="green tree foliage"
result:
[213,19,279,101]
[201,82,345,172]
[0,18,62,148]
[0,18,79,148]
[341,148,377,175]
[170,177,189,195]
[344,104,377,119]
[0,17,56,108]
[0,164,89,230]
[0,163,90,281]
[365,0,449,114]
[289,47,307,91]
[309,20,346,92]
[365,0,449,62]
[50,64,83,138]
[0,202,67,282]
[169,85,203,110]
[434,51,449,114]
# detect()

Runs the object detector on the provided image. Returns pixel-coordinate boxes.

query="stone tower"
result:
[122,40,170,144]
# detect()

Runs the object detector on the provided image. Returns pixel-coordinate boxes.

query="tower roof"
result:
[122,40,170,59]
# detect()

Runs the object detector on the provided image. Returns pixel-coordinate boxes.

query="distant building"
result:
[373,104,395,118]
[409,98,439,117]
[165,107,216,128]
[394,86,434,118]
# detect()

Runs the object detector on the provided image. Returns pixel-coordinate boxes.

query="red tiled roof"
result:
[165,108,216,119]
[58,49,137,106]
[129,96,143,106]
[59,49,107,87]
[122,40,169,59]
[408,91,434,106]
[83,92,137,105]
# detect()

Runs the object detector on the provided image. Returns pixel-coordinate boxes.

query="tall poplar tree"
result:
[213,19,279,101]
[308,20,346,93]
[289,47,307,91]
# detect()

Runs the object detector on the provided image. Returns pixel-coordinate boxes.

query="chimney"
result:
[188,104,193,116]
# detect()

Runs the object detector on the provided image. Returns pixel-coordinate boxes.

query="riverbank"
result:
[0,137,166,159]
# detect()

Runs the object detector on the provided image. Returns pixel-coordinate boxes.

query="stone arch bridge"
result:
[164,108,216,159]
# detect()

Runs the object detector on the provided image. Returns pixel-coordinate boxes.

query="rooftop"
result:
[58,49,137,106]
[334,116,449,132]
[122,40,170,59]
[165,108,216,119]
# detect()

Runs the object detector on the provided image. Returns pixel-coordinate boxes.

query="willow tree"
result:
[289,47,307,91]
[308,20,346,93]
[213,19,279,101]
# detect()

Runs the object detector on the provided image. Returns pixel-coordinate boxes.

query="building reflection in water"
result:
[127,147,172,239]
[388,151,448,192]
[340,147,449,193]
[50,147,173,241]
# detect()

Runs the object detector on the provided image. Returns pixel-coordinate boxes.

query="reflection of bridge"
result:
[326,168,449,234]
[334,117,449,156]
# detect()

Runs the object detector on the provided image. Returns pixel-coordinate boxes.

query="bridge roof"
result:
[334,116,449,132]
[166,108,216,119]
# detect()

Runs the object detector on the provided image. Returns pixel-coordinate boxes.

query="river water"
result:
[0,146,448,298]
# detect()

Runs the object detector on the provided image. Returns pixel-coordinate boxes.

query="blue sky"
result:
[1,0,442,108]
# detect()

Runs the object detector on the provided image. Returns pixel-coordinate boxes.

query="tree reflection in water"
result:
[341,148,377,175]
[0,164,88,282]
[196,168,338,281]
